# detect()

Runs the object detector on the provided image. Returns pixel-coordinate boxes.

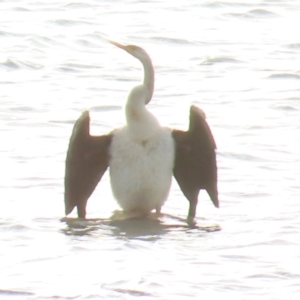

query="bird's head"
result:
[108,40,150,62]
[108,40,154,105]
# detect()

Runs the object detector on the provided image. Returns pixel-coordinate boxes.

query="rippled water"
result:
[1,0,300,299]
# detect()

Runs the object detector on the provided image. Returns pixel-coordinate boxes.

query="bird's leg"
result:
[142,205,162,221]
[186,190,199,226]
[173,184,199,225]
[155,205,162,215]
[77,204,86,219]
[135,205,162,221]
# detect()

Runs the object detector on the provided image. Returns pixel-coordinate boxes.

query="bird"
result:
[64,40,219,223]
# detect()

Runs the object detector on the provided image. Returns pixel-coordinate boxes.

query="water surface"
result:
[1,0,300,299]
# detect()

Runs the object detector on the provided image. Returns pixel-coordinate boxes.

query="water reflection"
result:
[60,216,221,239]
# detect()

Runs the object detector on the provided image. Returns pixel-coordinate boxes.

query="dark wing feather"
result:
[172,105,219,219]
[64,111,112,218]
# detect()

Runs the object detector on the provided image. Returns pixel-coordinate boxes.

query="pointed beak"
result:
[108,40,131,53]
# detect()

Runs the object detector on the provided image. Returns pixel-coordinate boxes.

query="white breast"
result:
[109,127,175,213]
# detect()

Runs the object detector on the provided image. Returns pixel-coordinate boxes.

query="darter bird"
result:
[64,41,219,223]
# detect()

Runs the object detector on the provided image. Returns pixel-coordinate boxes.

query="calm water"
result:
[1,0,300,299]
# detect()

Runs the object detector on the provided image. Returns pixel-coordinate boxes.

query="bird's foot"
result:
[110,210,141,220]
[186,216,197,227]
[110,210,161,221]
[147,211,162,221]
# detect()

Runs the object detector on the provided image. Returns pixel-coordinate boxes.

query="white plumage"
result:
[107,44,176,214]
[109,125,175,213]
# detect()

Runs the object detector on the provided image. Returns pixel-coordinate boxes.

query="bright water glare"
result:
[0,0,300,299]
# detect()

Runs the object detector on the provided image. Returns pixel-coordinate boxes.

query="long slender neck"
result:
[124,51,159,141]
[142,56,154,104]
[125,85,159,141]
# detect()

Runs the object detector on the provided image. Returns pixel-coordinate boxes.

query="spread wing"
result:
[64,111,112,218]
[172,105,219,219]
